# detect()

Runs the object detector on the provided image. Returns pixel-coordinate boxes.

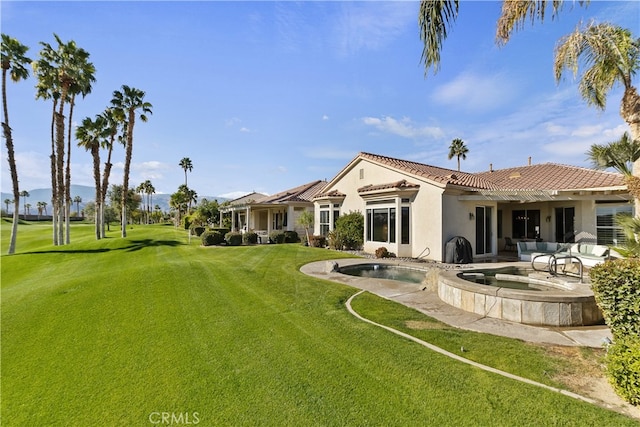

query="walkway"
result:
[300,258,612,348]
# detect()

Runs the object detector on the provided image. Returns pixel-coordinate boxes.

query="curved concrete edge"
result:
[300,259,613,348]
[345,290,597,406]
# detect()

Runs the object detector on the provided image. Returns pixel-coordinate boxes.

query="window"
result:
[401,206,409,244]
[512,209,540,239]
[319,209,330,236]
[596,204,633,245]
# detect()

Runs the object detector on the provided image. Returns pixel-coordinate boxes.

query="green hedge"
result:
[243,232,258,244]
[590,258,640,406]
[269,231,286,244]
[590,258,640,339]
[191,226,206,236]
[201,230,225,246]
[308,235,326,248]
[225,231,243,246]
[284,230,299,243]
[605,336,640,406]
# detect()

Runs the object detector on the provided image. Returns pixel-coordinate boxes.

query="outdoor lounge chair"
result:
[504,237,516,251]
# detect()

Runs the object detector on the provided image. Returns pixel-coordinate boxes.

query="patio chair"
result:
[504,237,516,251]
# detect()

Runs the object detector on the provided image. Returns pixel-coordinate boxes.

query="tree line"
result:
[2,33,152,253]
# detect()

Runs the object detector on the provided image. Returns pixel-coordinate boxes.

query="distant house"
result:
[220,180,327,239]
[313,152,632,261]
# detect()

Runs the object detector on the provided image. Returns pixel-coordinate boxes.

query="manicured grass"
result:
[1,222,636,426]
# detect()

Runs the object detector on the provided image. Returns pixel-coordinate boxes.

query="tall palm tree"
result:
[73,196,82,216]
[63,42,95,244]
[555,22,640,215]
[99,107,124,238]
[33,34,94,245]
[144,180,155,224]
[76,115,107,239]
[1,34,31,254]
[19,190,29,216]
[111,85,152,237]
[179,157,193,187]
[419,1,586,75]
[448,138,468,171]
[4,198,11,214]
[37,201,46,219]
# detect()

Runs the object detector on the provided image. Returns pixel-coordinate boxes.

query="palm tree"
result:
[144,180,155,224]
[73,196,82,216]
[76,115,106,238]
[99,107,124,238]
[418,1,586,75]
[555,22,640,215]
[63,42,95,244]
[587,132,640,256]
[25,203,31,216]
[19,190,29,216]
[179,157,193,187]
[33,34,94,245]
[37,201,45,219]
[2,34,31,254]
[111,85,153,237]
[447,138,468,171]
[4,198,11,214]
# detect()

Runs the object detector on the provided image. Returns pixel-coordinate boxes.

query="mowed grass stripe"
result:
[1,223,636,426]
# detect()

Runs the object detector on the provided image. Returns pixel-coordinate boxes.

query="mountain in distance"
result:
[1,185,229,213]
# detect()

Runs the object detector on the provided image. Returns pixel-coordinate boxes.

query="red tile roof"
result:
[358,179,420,194]
[359,152,625,191]
[255,180,327,204]
[359,152,498,190]
[475,163,624,190]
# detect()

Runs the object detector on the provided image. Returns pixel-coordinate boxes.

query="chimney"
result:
[489,163,493,172]
[528,156,532,166]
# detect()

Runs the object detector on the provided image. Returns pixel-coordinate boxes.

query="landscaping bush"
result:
[225,231,243,246]
[269,230,286,244]
[590,258,640,406]
[590,258,640,339]
[284,230,299,243]
[376,247,393,258]
[209,227,230,235]
[604,336,640,406]
[308,235,326,248]
[333,211,364,250]
[243,232,258,244]
[201,230,225,246]
[191,226,206,236]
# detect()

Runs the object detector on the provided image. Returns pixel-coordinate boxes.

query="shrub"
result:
[243,232,258,244]
[201,230,225,246]
[590,258,640,339]
[225,231,243,246]
[308,235,326,248]
[269,230,286,244]
[191,226,206,236]
[605,336,640,406]
[284,230,299,243]
[334,211,364,250]
[375,247,389,258]
[209,227,230,235]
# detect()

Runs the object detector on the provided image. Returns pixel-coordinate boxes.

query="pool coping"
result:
[300,258,612,348]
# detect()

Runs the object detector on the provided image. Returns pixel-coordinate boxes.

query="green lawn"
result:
[1,221,636,426]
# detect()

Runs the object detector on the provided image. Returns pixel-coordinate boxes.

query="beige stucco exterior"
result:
[314,153,632,262]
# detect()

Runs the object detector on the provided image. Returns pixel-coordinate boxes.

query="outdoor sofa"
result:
[517,241,612,267]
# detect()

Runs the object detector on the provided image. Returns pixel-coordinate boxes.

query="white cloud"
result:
[218,190,252,200]
[322,115,329,121]
[333,2,414,56]
[362,116,444,140]
[431,72,518,112]
[240,127,251,133]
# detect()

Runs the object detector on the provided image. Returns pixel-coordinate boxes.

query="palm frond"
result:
[419,0,459,75]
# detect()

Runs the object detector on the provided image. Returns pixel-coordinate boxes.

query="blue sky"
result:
[1,1,638,199]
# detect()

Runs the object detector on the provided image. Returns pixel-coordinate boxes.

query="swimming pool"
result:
[339,264,427,284]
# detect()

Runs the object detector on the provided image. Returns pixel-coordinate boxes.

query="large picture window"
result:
[512,209,540,240]
[596,204,633,245]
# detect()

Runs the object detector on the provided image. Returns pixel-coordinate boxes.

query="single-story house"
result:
[313,152,633,262]
[220,180,327,240]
